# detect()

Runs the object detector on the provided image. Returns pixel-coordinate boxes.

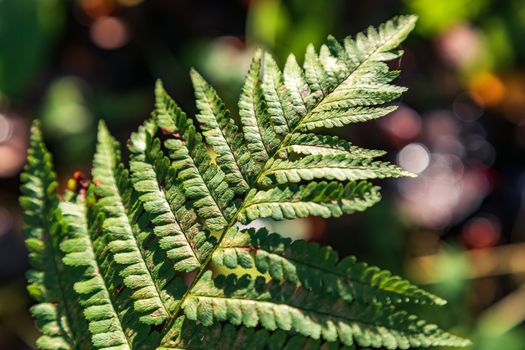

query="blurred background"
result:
[1,0,525,349]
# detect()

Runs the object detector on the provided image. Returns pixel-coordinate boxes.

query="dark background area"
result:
[1,0,525,349]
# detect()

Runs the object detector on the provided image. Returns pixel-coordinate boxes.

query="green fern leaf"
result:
[21,15,473,350]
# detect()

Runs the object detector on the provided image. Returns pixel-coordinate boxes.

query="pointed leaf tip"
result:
[155,79,167,97]
[97,119,108,132]
[155,79,164,93]
[190,68,207,88]
[29,120,43,142]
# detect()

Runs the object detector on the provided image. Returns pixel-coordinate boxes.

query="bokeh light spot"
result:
[462,216,501,249]
[379,106,422,142]
[90,17,129,50]
[437,24,482,67]
[397,143,430,174]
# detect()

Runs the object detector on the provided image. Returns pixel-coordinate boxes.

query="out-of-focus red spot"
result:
[73,171,84,181]
[90,17,129,50]
[462,216,501,249]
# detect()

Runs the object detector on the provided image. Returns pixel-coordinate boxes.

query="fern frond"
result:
[22,15,472,350]
[20,122,90,349]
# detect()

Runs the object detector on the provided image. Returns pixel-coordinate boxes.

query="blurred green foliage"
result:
[42,77,92,138]
[406,0,488,35]
[0,0,64,99]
